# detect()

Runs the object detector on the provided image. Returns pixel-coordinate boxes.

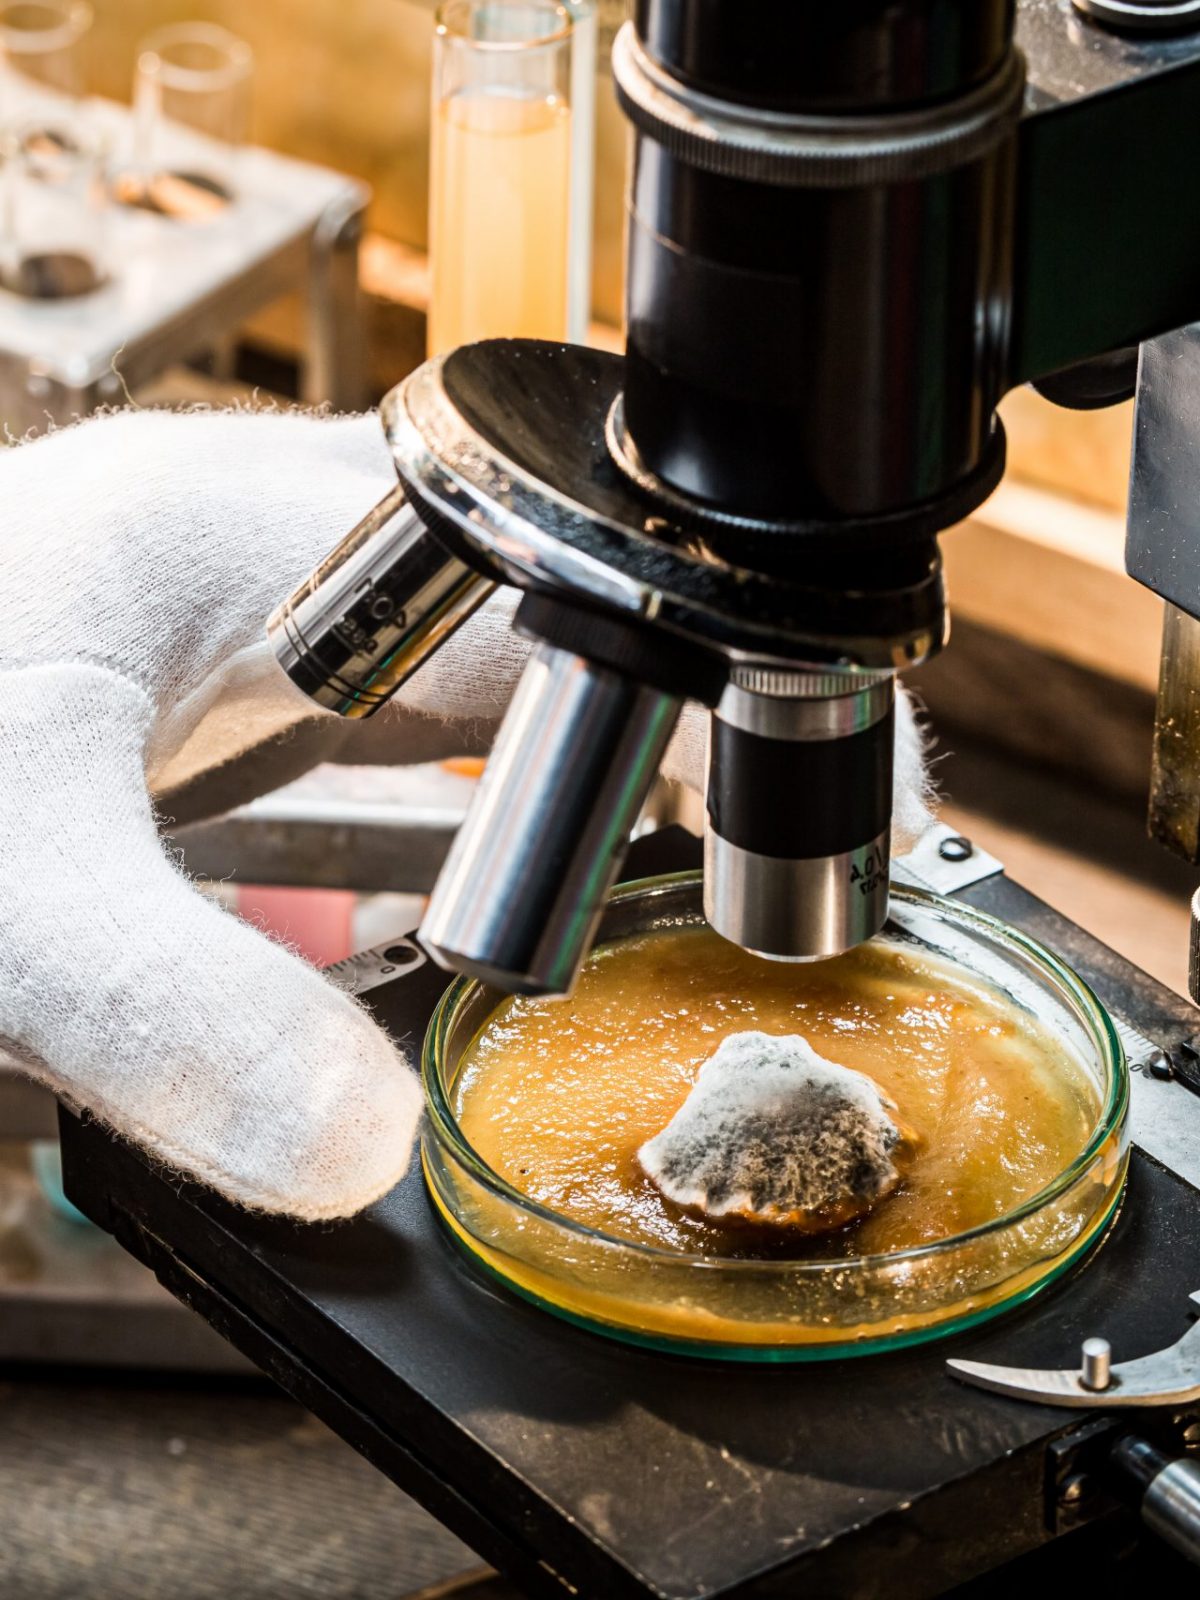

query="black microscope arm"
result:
[1011,31,1200,392]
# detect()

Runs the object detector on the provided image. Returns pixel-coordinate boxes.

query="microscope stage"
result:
[58,831,1200,1599]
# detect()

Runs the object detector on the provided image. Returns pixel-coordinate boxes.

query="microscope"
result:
[56,9,1200,1586]
[270,0,1200,1003]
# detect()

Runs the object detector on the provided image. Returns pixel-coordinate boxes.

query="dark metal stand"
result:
[58,830,1200,1598]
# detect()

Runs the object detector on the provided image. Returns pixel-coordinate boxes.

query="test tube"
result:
[428,0,577,356]
[122,22,252,219]
[564,1,595,342]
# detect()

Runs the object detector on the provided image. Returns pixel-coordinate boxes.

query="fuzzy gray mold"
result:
[638,1031,909,1229]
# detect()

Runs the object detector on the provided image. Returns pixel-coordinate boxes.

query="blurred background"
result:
[0,0,631,430]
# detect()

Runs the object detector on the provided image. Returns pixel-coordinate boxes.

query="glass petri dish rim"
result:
[422,869,1128,1277]
[435,0,573,52]
[425,1163,1126,1362]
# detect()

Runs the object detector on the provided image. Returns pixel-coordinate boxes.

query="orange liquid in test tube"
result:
[428,88,571,356]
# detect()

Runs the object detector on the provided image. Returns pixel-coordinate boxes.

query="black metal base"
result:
[56,828,1200,1599]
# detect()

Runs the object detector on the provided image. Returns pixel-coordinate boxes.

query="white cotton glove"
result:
[0,407,934,1223]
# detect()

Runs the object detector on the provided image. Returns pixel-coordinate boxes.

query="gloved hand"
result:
[0,407,934,1221]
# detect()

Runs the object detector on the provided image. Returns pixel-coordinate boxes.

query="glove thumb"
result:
[0,663,420,1220]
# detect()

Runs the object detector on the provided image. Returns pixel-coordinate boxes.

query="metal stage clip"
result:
[948,1290,1200,1407]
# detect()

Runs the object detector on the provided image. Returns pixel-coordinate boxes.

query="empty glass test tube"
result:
[0,0,91,134]
[122,22,252,219]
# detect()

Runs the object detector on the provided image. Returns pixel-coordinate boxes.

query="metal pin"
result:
[1081,1337,1112,1392]
[938,834,973,863]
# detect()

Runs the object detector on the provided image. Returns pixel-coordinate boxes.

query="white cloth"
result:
[0,407,934,1220]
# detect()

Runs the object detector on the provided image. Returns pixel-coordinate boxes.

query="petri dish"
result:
[421,872,1129,1360]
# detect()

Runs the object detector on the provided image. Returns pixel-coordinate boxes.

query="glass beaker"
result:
[428,0,577,357]
[0,116,105,295]
[120,22,252,220]
[0,1,91,136]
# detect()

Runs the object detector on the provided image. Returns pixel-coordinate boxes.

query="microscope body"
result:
[270,0,1200,998]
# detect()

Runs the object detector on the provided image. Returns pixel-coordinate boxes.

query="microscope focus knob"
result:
[1110,1436,1200,1568]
